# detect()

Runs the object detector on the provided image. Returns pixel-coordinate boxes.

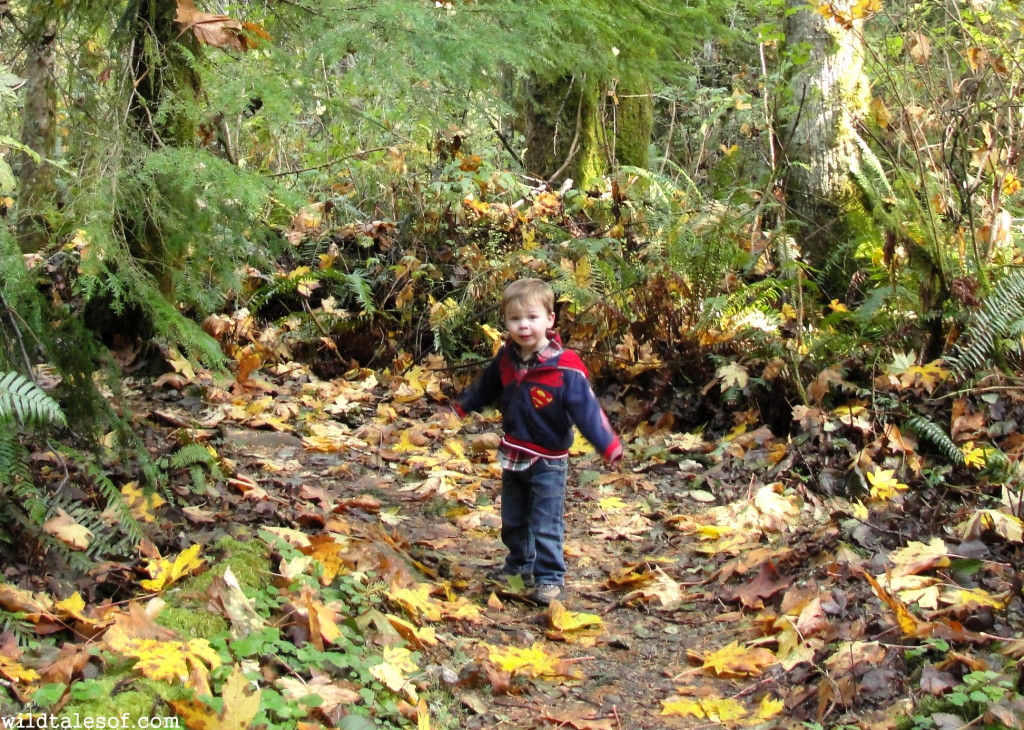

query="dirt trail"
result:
[140,369,948,730]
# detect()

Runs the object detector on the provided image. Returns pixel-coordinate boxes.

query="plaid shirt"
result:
[498,339,567,472]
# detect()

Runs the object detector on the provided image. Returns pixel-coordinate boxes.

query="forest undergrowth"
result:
[3,175,1024,730]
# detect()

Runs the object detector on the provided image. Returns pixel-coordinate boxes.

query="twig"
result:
[487,116,524,169]
[267,146,389,177]
[0,289,36,377]
[301,299,349,371]
[728,674,776,700]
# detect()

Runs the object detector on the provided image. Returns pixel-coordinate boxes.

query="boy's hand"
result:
[607,442,623,470]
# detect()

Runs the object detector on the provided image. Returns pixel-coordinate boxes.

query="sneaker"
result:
[529,584,567,605]
[485,568,535,588]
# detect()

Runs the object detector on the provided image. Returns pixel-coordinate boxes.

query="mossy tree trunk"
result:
[129,0,202,148]
[614,84,653,171]
[521,75,653,189]
[15,6,58,254]
[125,0,203,297]
[780,0,870,287]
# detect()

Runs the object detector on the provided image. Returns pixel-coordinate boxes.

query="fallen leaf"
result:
[485,641,581,679]
[692,640,776,678]
[140,544,206,592]
[43,509,93,550]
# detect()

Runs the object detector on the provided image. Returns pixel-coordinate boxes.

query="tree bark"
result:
[125,0,203,297]
[129,0,201,148]
[15,9,58,254]
[780,0,870,282]
[614,84,653,170]
[521,75,653,189]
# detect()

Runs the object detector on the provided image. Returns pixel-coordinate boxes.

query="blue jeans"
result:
[499,458,568,586]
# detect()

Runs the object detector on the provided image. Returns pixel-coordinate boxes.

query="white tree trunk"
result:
[782,0,870,271]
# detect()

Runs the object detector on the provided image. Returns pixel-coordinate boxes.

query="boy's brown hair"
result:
[500,278,555,317]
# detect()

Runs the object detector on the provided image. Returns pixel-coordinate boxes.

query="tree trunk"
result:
[129,0,201,148]
[614,83,653,170]
[521,75,605,189]
[15,9,58,254]
[521,75,653,189]
[780,0,870,284]
[125,0,203,297]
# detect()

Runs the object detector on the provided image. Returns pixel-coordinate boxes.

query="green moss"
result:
[614,84,653,170]
[59,676,184,725]
[155,605,229,640]
[155,531,273,638]
[574,81,606,190]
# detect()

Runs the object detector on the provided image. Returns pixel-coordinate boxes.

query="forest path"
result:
[138,362,948,729]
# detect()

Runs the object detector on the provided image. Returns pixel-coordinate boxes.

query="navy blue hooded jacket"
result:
[454,333,622,462]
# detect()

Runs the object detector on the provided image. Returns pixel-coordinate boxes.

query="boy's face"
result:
[504,299,554,355]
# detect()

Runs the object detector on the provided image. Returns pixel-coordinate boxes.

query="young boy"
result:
[453,278,622,605]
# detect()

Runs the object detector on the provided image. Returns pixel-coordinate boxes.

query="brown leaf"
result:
[175,0,270,51]
[38,643,93,685]
[542,705,616,730]
[807,366,846,404]
[43,509,93,550]
[722,560,794,610]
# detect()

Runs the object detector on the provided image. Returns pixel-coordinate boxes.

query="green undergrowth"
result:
[20,528,463,728]
[50,674,180,726]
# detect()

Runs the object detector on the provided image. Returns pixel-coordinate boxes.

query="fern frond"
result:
[0,608,35,645]
[905,415,965,466]
[170,443,216,469]
[949,269,1024,380]
[0,371,66,428]
[851,130,896,206]
[84,462,146,546]
[343,270,378,314]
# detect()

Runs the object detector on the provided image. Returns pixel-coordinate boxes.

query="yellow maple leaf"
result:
[914,360,949,392]
[170,664,261,730]
[0,656,40,684]
[701,696,748,723]
[866,468,909,502]
[393,429,428,454]
[385,614,438,649]
[302,534,351,585]
[480,323,503,345]
[694,524,735,540]
[549,601,603,633]
[598,497,628,512]
[121,482,167,523]
[370,646,419,699]
[112,637,222,695]
[417,698,431,730]
[754,695,785,721]
[860,571,924,638]
[140,544,206,592]
[486,642,578,679]
[961,441,994,470]
[665,432,705,451]
[698,640,776,678]
[387,584,443,622]
[661,697,704,718]
[54,591,111,630]
[717,362,749,390]
[959,509,1024,543]
[942,587,1007,611]
[889,537,950,576]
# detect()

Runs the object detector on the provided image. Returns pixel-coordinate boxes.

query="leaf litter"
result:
[2,353,1024,728]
